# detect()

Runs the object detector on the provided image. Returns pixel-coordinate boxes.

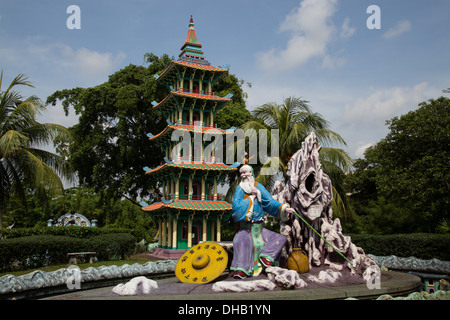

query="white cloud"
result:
[340,17,355,39]
[322,54,346,69]
[257,0,338,71]
[382,20,411,39]
[47,43,126,79]
[0,37,126,86]
[64,46,126,77]
[342,82,429,127]
[354,142,375,158]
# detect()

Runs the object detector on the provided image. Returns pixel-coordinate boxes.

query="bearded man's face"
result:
[240,167,252,182]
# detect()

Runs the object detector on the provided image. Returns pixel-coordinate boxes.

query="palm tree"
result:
[232,96,353,219]
[0,70,74,228]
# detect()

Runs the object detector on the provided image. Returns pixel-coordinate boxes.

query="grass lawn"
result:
[0,253,160,278]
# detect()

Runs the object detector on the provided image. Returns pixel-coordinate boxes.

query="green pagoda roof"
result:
[145,161,237,175]
[142,199,232,212]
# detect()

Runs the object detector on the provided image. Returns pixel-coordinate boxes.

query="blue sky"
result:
[1,0,449,161]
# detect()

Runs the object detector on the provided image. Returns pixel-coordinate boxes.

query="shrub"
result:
[349,233,450,261]
[87,233,137,261]
[0,235,85,272]
[0,226,135,239]
[0,233,137,272]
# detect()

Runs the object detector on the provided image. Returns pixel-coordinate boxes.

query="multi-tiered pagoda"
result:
[142,16,237,259]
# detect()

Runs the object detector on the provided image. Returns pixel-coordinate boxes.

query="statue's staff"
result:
[292,211,354,266]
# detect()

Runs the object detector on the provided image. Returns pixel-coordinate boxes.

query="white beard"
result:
[240,176,261,203]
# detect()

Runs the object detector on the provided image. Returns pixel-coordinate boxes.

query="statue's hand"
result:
[280,204,295,222]
[285,207,296,214]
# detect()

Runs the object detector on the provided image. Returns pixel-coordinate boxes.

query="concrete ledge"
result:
[0,259,177,300]
[42,271,422,300]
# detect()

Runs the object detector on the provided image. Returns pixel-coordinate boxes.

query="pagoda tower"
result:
[142,16,237,258]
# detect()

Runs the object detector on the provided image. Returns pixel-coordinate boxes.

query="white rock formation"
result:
[112,276,158,296]
[278,132,380,279]
[306,269,341,284]
[212,279,276,293]
[265,267,307,289]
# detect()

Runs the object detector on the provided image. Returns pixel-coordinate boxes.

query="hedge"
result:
[0,226,136,239]
[0,233,137,273]
[349,233,450,261]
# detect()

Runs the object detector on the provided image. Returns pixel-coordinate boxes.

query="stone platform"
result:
[42,270,421,300]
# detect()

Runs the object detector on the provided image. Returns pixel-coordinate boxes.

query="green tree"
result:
[0,71,73,228]
[347,96,450,233]
[213,74,252,130]
[236,96,353,219]
[46,60,170,203]
[344,158,378,213]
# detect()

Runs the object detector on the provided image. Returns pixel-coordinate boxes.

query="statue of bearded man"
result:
[230,164,295,279]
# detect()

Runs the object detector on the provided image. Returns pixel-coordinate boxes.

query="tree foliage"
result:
[0,71,74,228]
[346,96,450,233]
[213,74,252,130]
[46,60,169,203]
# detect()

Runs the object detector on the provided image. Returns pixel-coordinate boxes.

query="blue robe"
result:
[230,182,287,276]
[232,182,283,221]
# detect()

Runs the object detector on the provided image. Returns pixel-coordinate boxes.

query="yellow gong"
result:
[175,242,228,284]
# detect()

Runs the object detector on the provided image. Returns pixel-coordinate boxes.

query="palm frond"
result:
[0,72,34,116]
[17,148,65,195]
[330,185,351,220]
[0,130,30,157]
[24,123,72,147]
[0,157,29,212]
[5,73,34,92]
[2,98,43,132]
[284,121,309,151]
[314,128,347,147]
[252,102,281,129]
[319,147,353,173]
[25,147,74,183]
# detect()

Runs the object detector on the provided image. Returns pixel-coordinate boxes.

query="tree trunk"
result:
[0,205,3,229]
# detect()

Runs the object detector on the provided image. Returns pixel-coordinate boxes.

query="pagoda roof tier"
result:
[155,60,229,90]
[152,90,232,115]
[142,199,232,212]
[147,123,235,142]
[162,60,229,74]
[145,161,237,176]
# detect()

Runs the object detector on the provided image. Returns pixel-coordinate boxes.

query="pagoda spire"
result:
[183,15,201,47]
[179,16,210,66]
